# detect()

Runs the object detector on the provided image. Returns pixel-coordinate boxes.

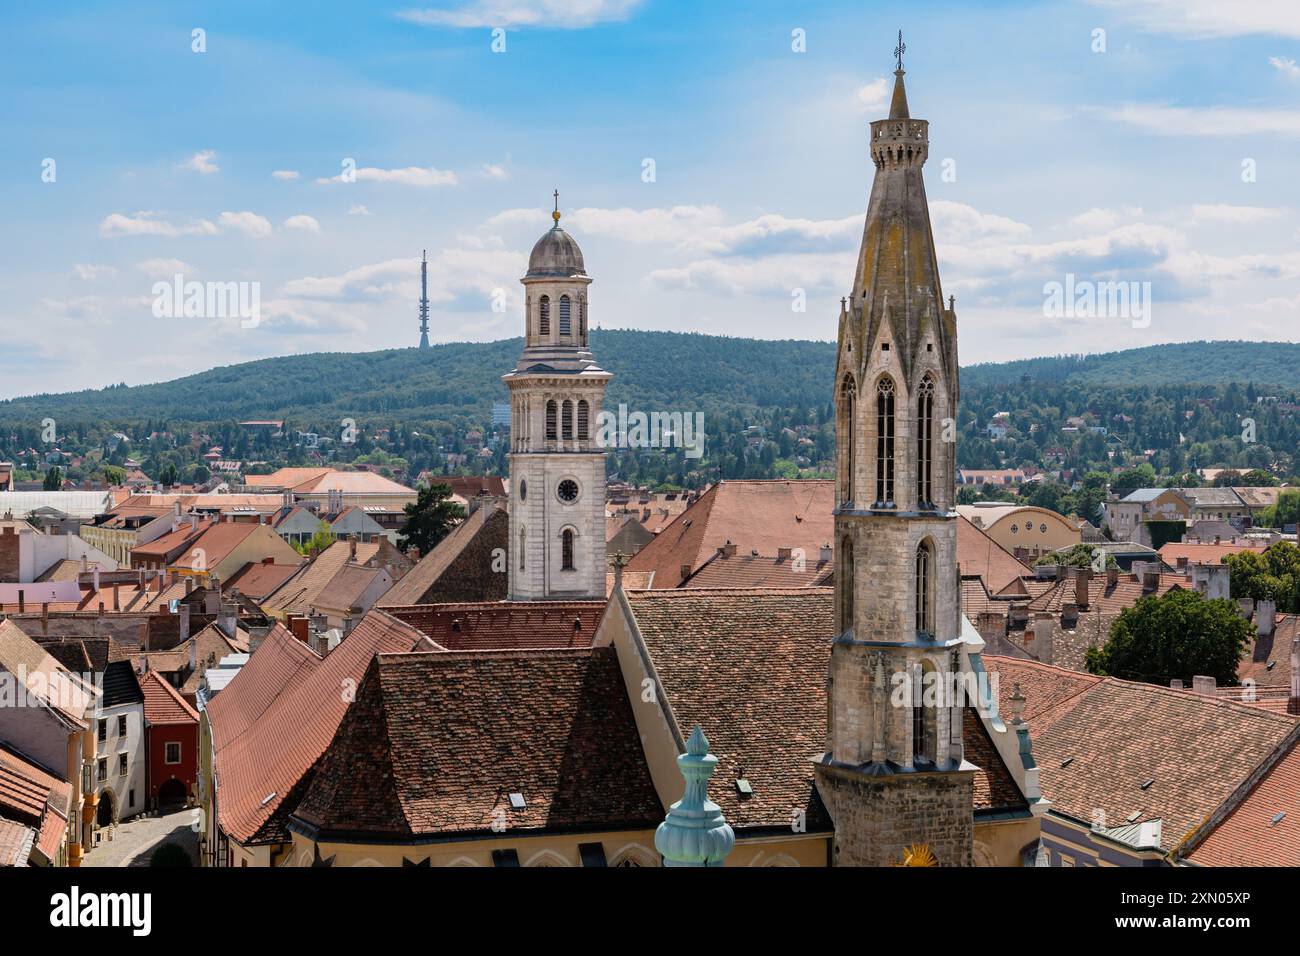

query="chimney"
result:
[179,604,191,643]
[247,625,271,657]
[974,611,1004,642]
[188,637,197,673]
[819,543,832,564]
[217,602,238,640]
[1074,568,1091,609]
[139,620,149,653]
[188,513,199,532]
[1191,675,1217,696]
[1106,566,1119,588]
[93,568,100,592]
[1142,570,1160,592]
[1032,614,1055,664]
[288,615,310,644]
[1170,678,1184,690]
[1176,555,1189,570]
[112,584,121,611]
[1256,599,1277,637]
[349,535,357,560]
[721,541,737,558]
[1054,564,1067,581]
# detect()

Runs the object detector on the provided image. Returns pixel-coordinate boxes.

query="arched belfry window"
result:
[839,375,857,503]
[915,540,933,637]
[539,295,551,335]
[917,375,935,507]
[577,400,590,440]
[875,377,896,506]
[913,661,937,764]
[545,400,558,441]
[579,298,587,340]
[561,400,574,440]
[561,528,575,571]
[559,295,572,335]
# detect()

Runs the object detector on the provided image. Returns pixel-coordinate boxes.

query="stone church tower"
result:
[504,198,610,600]
[814,41,976,866]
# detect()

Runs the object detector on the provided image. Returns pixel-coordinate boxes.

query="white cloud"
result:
[99,212,219,238]
[480,162,510,180]
[136,258,195,278]
[570,205,727,245]
[271,169,301,180]
[316,165,457,187]
[1270,56,1300,77]
[1187,204,1285,224]
[1087,0,1300,40]
[72,264,116,281]
[178,150,219,174]
[1097,102,1300,138]
[283,214,322,232]
[397,0,644,29]
[855,78,889,113]
[348,205,373,216]
[218,211,274,238]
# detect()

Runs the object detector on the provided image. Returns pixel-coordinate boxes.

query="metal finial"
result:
[553,188,561,223]
[894,30,906,71]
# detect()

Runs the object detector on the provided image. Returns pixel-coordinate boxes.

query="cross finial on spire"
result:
[894,30,906,71]
[553,188,561,223]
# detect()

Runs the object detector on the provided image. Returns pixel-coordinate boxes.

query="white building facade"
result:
[504,203,610,600]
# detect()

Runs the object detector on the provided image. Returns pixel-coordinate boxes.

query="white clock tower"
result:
[504,196,611,600]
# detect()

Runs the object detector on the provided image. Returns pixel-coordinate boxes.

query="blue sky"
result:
[1,0,1298,397]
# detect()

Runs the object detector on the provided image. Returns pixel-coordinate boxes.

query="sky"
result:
[1,0,1298,398]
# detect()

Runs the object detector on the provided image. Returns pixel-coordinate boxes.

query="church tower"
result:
[504,195,610,600]
[814,37,975,866]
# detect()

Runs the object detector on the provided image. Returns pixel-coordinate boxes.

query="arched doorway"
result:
[96,789,116,827]
[159,778,188,811]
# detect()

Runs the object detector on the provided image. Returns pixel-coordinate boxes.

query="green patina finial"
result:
[655,725,735,867]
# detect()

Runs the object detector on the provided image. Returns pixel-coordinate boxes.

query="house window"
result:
[118,753,128,776]
[117,715,127,737]
[839,375,856,503]
[539,295,550,335]
[165,742,182,765]
[562,400,574,440]
[545,400,558,441]
[98,719,107,744]
[559,295,572,335]
[561,529,575,571]
[97,758,107,782]
[916,375,935,506]
[915,541,933,636]
[577,400,590,440]
[875,377,896,505]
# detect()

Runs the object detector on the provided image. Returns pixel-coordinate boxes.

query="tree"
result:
[399,482,465,556]
[158,463,179,487]
[1240,468,1279,487]
[1034,543,1117,570]
[102,465,125,486]
[295,520,337,557]
[1085,589,1251,686]
[43,467,62,491]
[1256,490,1300,530]
[1225,542,1300,614]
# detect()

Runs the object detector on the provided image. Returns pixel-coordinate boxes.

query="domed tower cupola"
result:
[520,192,594,353]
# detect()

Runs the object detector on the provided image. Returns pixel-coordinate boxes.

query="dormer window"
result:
[881,342,890,351]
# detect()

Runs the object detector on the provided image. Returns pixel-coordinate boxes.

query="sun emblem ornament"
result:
[894,843,938,867]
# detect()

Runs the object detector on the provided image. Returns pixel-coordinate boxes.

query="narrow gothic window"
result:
[559,295,572,335]
[577,400,590,440]
[839,375,856,503]
[915,541,932,636]
[917,375,935,507]
[545,400,557,441]
[875,377,895,505]
[840,536,854,632]
[519,528,526,570]
[579,298,587,340]
[912,692,926,761]
[561,528,575,571]
[539,295,551,335]
[562,400,574,440]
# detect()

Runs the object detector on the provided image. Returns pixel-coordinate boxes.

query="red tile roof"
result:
[681,552,832,589]
[956,515,1033,592]
[140,670,199,725]
[985,655,1298,850]
[1186,733,1300,866]
[384,602,605,650]
[1158,542,1265,566]
[626,480,834,587]
[0,744,71,865]
[206,611,430,843]
[224,561,302,602]
[291,647,663,840]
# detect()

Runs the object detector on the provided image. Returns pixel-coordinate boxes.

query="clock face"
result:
[557,479,579,503]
